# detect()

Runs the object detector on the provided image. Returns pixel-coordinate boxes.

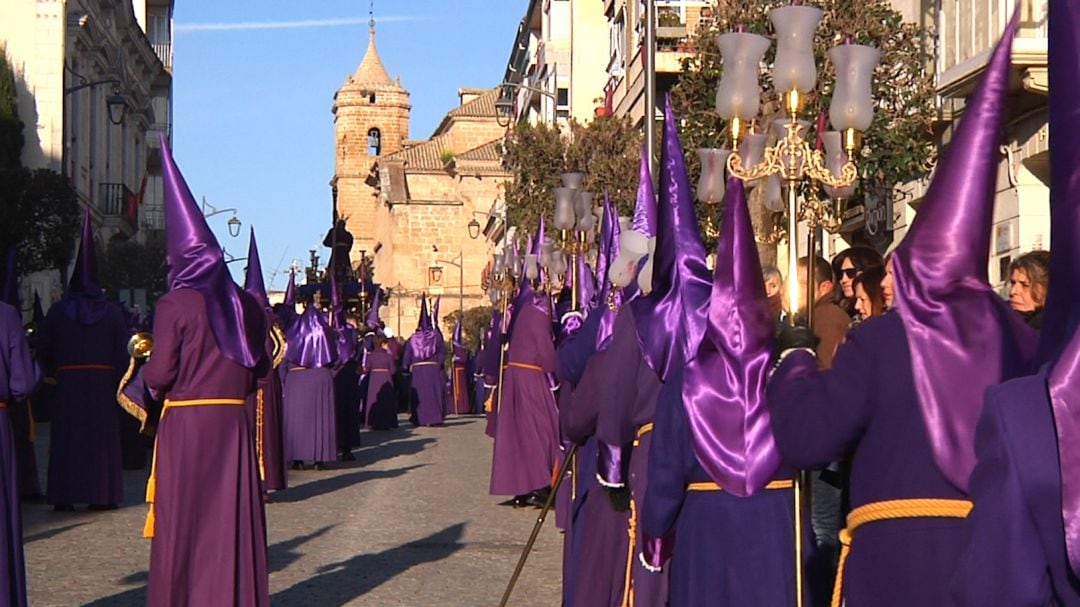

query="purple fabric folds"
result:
[285,305,337,369]
[681,178,779,496]
[365,288,382,330]
[161,135,262,368]
[63,210,112,325]
[452,315,464,349]
[890,12,1036,493]
[595,195,621,350]
[329,272,356,364]
[244,228,270,310]
[1045,0,1080,577]
[408,296,439,361]
[633,144,658,238]
[631,96,711,381]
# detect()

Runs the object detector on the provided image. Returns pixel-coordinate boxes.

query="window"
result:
[369,93,376,104]
[556,87,569,119]
[368,128,381,156]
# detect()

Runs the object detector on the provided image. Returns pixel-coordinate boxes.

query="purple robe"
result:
[246,311,286,491]
[644,368,803,606]
[10,401,40,498]
[403,335,445,427]
[448,344,471,415]
[954,368,1080,605]
[594,307,667,606]
[281,365,337,463]
[142,288,269,606]
[0,303,33,606]
[490,301,559,496]
[481,314,504,438]
[38,298,126,506]
[364,348,398,430]
[767,312,968,607]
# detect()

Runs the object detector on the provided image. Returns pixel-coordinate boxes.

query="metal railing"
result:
[152,42,173,71]
[99,182,138,230]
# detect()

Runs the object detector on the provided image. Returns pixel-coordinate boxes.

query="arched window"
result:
[368,128,381,156]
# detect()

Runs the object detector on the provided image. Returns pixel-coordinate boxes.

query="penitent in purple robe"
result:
[481,312,504,438]
[246,310,286,492]
[403,335,445,427]
[38,297,127,506]
[0,302,35,606]
[594,306,667,606]
[448,344,471,415]
[767,312,969,606]
[364,347,398,430]
[490,300,560,497]
[953,368,1080,605]
[559,314,632,607]
[143,288,269,606]
[644,367,804,606]
[281,364,337,463]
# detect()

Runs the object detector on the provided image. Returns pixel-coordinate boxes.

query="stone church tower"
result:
[332,19,410,257]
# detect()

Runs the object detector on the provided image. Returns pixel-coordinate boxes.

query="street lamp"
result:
[432,250,465,316]
[64,77,128,125]
[468,218,481,239]
[495,81,559,127]
[201,196,243,238]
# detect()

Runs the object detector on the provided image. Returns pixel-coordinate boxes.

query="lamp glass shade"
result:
[696,148,731,203]
[577,212,596,233]
[493,253,505,275]
[468,218,481,239]
[575,192,595,221]
[738,133,769,188]
[560,172,586,190]
[769,5,823,93]
[524,254,539,281]
[828,43,880,131]
[553,187,578,229]
[821,131,858,199]
[715,32,771,121]
[551,251,567,277]
[763,174,785,212]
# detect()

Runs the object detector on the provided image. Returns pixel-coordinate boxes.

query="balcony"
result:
[151,41,173,72]
[937,0,1046,97]
[140,206,165,233]
[99,183,139,236]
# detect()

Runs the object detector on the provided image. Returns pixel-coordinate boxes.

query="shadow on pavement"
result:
[354,424,417,450]
[81,584,145,607]
[272,464,425,504]
[336,436,436,470]
[23,521,89,544]
[269,524,337,574]
[270,523,467,606]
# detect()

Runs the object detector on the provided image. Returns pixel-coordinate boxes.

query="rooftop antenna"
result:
[369,0,375,34]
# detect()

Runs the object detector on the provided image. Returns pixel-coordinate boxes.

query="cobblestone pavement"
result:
[23,416,563,606]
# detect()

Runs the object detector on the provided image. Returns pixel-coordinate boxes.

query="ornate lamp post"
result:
[552,172,597,310]
[703,6,879,604]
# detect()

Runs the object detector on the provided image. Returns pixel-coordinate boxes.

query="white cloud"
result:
[176,16,420,33]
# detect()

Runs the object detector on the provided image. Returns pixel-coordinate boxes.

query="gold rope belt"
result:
[507,362,544,372]
[369,368,391,373]
[0,402,6,409]
[634,423,654,446]
[143,398,247,539]
[686,479,796,492]
[831,498,973,607]
[56,364,115,372]
[621,499,639,607]
[411,361,438,370]
[255,389,265,483]
[289,366,306,372]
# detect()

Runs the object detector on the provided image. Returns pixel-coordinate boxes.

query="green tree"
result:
[502,115,643,237]
[99,238,168,303]
[671,0,936,249]
[0,168,81,274]
[0,45,24,170]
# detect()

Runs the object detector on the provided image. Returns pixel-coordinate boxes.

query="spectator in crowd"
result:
[831,246,884,318]
[852,266,887,321]
[796,255,849,370]
[762,265,785,322]
[1007,250,1050,329]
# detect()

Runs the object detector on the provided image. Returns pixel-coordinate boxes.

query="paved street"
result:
[23,416,563,606]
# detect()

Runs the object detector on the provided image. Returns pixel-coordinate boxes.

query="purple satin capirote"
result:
[631,96,711,382]
[408,297,439,361]
[244,229,270,310]
[890,12,1035,493]
[1045,0,1080,578]
[285,305,337,369]
[595,196,622,351]
[681,178,779,497]
[63,211,112,325]
[283,271,297,307]
[161,135,262,369]
[632,143,658,238]
[365,288,382,330]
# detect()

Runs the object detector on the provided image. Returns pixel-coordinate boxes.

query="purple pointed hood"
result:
[408,295,439,360]
[633,144,658,238]
[285,303,337,369]
[365,288,382,330]
[161,135,262,368]
[890,11,1035,492]
[452,315,464,348]
[682,178,779,496]
[284,270,297,307]
[1041,0,1080,577]
[630,96,712,381]
[329,270,356,362]
[32,291,44,325]
[69,209,103,298]
[595,196,622,350]
[1,248,17,308]
[244,228,270,310]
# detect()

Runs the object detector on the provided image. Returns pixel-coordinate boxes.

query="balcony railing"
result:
[99,182,139,232]
[152,41,173,71]
[141,206,165,232]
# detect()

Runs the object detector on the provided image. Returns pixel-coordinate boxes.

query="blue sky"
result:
[171,1,524,290]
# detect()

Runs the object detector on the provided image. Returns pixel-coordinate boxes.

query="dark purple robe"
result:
[767,312,968,607]
[0,302,33,606]
[954,368,1080,605]
[403,336,445,427]
[448,344,471,415]
[38,297,127,506]
[644,368,803,606]
[490,301,559,496]
[246,312,286,491]
[481,313,504,438]
[281,365,337,463]
[142,288,269,606]
[364,348,398,430]
[594,307,667,606]
[10,400,40,498]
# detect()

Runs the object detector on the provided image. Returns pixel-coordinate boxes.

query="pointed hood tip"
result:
[244,228,270,309]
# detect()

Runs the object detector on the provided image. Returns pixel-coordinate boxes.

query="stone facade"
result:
[333,26,509,335]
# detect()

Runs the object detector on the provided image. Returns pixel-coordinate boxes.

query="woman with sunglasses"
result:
[832,246,884,319]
